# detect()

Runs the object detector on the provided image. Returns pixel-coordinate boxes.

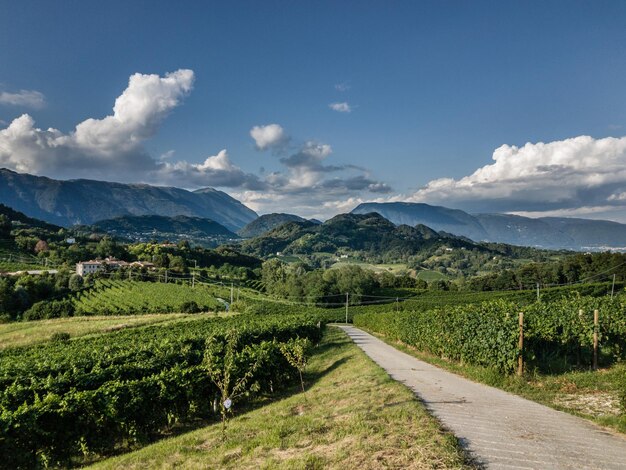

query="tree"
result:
[203,331,267,438]
[0,214,11,238]
[279,337,312,396]
[34,240,49,253]
[261,259,287,294]
[69,274,84,291]
[168,255,187,273]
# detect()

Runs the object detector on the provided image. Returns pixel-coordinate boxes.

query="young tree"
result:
[279,337,312,396]
[203,330,266,438]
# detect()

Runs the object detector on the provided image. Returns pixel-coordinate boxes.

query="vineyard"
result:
[0,313,324,468]
[71,280,223,315]
[354,295,626,374]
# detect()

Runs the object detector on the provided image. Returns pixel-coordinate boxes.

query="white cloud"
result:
[0,70,390,218]
[508,206,619,219]
[0,69,194,178]
[0,89,45,108]
[329,102,351,113]
[407,135,626,215]
[334,82,351,92]
[250,123,288,151]
[155,149,265,190]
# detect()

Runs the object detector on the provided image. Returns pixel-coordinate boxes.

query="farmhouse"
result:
[76,257,129,276]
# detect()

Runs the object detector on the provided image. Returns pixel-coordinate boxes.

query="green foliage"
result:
[69,273,84,291]
[50,331,71,343]
[71,280,221,315]
[0,214,11,238]
[0,273,70,321]
[468,252,626,291]
[0,313,323,468]
[279,337,312,394]
[179,300,201,313]
[23,298,75,320]
[203,330,267,437]
[354,295,626,374]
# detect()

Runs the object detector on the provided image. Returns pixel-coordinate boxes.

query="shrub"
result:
[51,332,71,343]
[180,300,201,313]
[23,299,75,321]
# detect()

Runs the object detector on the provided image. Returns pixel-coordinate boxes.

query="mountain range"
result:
[352,202,626,250]
[3,168,626,251]
[0,168,257,231]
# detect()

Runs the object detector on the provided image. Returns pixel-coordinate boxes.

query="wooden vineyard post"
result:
[517,311,524,376]
[577,309,584,366]
[593,309,599,370]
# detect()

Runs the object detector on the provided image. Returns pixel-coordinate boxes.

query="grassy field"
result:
[0,314,195,350]
[90,327,472,470]
[364,329,626,435]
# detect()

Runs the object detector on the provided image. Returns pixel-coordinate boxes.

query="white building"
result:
[76,260,102,276]
[76,257,129,276]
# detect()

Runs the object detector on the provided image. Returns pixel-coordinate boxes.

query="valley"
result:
[1,175,626,468]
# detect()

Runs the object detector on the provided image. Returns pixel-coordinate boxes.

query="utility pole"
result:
[345,292,349,324]
[611,274,616,299]
[192,260,197,288]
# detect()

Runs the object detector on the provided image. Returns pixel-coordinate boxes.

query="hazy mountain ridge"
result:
[352,202,626,250]
[0,169,257,231]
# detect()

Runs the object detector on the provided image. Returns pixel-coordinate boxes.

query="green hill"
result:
[238,213,310,238]
[86,214,239,247]
[240,212,480,259]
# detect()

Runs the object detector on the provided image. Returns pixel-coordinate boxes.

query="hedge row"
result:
[354,295,626,374]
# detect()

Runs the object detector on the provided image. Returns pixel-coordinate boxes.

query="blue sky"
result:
[1,1,626,219]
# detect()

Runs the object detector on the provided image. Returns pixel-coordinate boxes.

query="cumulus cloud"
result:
[407,135,626,217]
[0,69,194,178]
[329,102,351,113]
[155,149,265,190]
[0,69,391,218]
[250,123,288,151]
[334,82,351,92]
[0,89,45,108]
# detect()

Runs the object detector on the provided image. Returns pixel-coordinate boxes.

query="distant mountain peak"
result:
[351,201,626,250]
[0,169,257,231]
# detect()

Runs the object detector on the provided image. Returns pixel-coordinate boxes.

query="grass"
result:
[0,261,50,272]
[0,314,194,350]
[89,327,473,470]
[330,261,411,275]
[362,329,626,434]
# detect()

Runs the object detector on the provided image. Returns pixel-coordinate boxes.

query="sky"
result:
[1,0,626,220]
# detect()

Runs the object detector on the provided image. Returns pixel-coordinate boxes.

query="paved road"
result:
[338,325,626,470]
